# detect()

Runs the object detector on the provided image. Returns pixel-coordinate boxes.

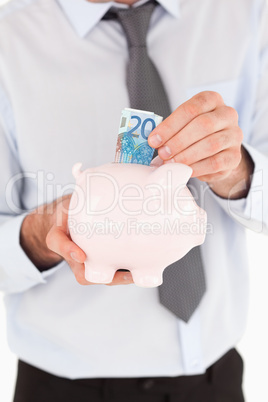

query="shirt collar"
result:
[56,0,180,38]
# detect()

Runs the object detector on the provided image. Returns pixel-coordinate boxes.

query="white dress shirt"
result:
[0,0,267,379]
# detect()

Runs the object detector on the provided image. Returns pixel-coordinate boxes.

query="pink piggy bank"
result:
[68,160,207,288]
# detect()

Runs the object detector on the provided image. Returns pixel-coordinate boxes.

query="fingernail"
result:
[123,273,133,281]
[70,252,81,263]
[159,145,172,159]
[149,133,162,148]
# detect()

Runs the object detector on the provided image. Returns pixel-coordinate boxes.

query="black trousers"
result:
[13,349,244,402]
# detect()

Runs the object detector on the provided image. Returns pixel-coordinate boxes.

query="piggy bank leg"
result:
[85,261,116,284]
[131,269,163,288]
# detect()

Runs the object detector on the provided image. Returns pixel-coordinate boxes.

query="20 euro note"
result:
[114,108,163,166]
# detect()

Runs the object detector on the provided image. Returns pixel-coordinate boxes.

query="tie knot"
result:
[106,1,157,48]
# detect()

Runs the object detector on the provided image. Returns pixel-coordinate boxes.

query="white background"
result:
[0,0,268,401]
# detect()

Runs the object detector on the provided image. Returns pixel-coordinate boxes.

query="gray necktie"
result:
[103,1,206,323]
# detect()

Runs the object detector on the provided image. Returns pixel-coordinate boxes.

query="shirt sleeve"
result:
[208,2,268,235]
[0,86,65,294]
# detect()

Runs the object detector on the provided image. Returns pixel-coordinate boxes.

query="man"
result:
[0,0,267,401]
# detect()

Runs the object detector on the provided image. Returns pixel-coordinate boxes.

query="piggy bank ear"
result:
[150,155,164,168]
[149,162,193,186]
[72,163,83,180]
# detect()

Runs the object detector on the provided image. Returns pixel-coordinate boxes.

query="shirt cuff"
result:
[207,142,268,234]
[0,213,65,294]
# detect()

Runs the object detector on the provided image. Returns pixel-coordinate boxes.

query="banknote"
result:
[114,108,163,166]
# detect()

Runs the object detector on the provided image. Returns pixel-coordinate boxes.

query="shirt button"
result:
[142,379,155,390]
[191,359,199,367]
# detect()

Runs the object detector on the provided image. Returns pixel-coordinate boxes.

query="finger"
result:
[194,171,231,182]
[46,226,86,264]
[148,91,224,148]
[189,147,242,178]
[168,129,240,166]
[157,106,239,160]
[106,271,134,286]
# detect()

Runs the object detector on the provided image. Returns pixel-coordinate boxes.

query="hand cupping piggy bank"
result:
[68,160,207,288]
